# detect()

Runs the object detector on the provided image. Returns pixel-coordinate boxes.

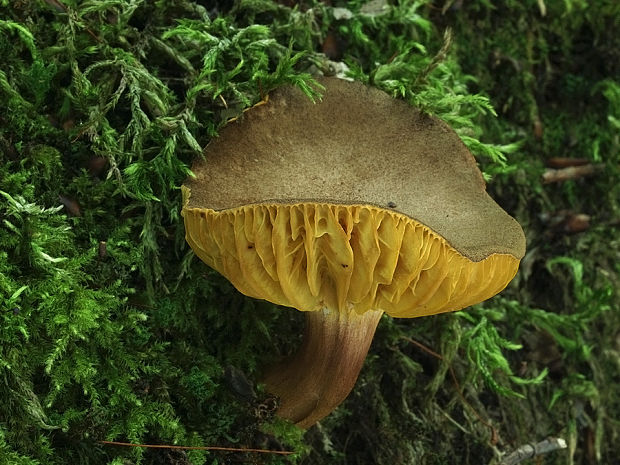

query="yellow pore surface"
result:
[183,203,520,318]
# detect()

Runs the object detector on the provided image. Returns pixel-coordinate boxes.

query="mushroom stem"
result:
[262,307,384,429]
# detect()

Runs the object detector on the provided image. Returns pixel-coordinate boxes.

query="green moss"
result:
[1,0,618,464]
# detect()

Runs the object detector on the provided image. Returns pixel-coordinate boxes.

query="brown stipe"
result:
[263,307,383,429]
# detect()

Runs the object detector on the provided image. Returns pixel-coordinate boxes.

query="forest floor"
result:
[1,1,619,464]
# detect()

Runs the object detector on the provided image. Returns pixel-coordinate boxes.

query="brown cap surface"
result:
[182,77,525,318]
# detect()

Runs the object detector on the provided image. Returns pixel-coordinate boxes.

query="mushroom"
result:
[181,77,525,429]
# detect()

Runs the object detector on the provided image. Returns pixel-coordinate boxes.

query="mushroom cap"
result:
[182,77,525,318]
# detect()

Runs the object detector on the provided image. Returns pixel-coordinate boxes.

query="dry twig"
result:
[546,157,590,168]
[98,440,293,455]
[542,164,600,184]
[499,437,567,465]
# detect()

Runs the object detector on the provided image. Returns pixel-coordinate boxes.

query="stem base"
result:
[262,307,383,429]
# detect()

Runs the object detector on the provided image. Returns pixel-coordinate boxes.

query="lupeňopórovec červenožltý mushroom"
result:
[181,77,526,429]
